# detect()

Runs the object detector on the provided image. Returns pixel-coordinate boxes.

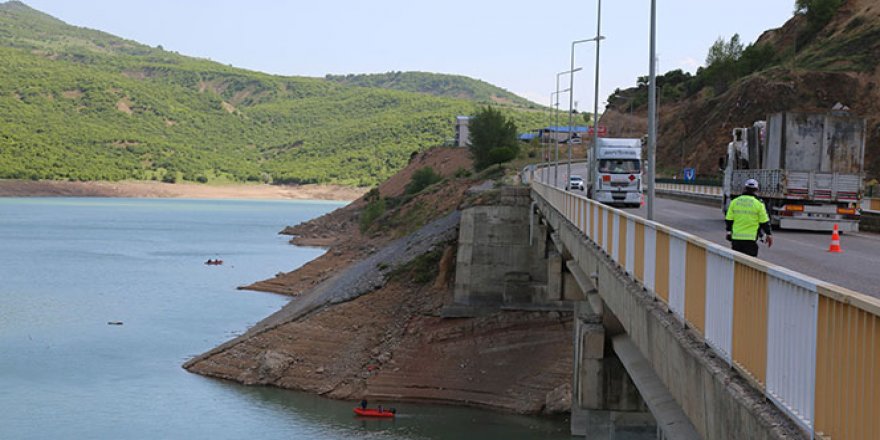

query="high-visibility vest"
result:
[725,195,769,241]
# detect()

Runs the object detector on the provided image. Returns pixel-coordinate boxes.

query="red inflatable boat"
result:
[353,408,395,418]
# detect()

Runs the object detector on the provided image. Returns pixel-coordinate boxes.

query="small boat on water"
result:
[353,407,395,418]
[204,259,224,266]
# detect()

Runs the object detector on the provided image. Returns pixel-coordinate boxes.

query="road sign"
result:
[683,168,696,182]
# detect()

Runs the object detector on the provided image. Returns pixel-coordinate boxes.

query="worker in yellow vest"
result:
[725,179,773,257]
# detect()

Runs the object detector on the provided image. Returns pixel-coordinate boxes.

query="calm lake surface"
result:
[0,198,571,439]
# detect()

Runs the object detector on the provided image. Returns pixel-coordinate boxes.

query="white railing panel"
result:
[625,218,635,274]
[578,198,586,235]
[612,213,620,261]
[592,204,599,241]
[705,249,735,363]
[605,210,613,254]
[643,226,656,292]
[668,235,687,319]
[766,276,818,432]
[602,208,610,254]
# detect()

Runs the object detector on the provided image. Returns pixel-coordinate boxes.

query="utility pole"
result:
[555,69,578,187]
[591,0,603,200]
[647,0,657,220]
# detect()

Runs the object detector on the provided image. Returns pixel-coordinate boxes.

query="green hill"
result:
[0,1,545,186]
[325,71,540,109]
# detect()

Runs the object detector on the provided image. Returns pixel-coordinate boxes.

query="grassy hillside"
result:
[325,71,540,109]
[0,1,545,186]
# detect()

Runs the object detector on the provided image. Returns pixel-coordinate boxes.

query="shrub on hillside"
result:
[359,197,386,232]
[453,167,472,178]
[405,167,443,195]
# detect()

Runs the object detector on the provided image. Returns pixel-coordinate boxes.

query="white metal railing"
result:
[530,167,880,440]
[655,182,723,197]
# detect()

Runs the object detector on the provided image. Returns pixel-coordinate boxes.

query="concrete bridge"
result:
[452,174,880,439]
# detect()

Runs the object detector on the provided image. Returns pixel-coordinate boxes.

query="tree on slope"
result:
[468,106,519,171]
[706,34,743,67]
[795,0,844,45]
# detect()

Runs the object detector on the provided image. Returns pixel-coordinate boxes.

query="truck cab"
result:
[590,138,643,208]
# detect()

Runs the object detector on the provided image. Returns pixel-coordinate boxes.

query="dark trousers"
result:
[731,240,759,257]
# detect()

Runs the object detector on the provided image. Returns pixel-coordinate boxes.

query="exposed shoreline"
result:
[0,179,366,201]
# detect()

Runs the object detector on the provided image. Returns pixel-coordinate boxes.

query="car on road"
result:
[566,175,584,191]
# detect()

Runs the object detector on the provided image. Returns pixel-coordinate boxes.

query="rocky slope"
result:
[602,0,880,178]
[185,147,574,414]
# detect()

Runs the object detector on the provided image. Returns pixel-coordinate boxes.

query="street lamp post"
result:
[647,0,657,220]
[552,87,570,187]
[554,68,579,187]
[546,94,553,183]
[568,35,603,189]
[591,0,604,200]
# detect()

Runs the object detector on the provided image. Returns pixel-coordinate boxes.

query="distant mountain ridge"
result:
[325,71,540,108]
[0,1,544,186]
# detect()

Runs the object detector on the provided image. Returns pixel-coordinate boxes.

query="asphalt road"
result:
[543,162,880,298]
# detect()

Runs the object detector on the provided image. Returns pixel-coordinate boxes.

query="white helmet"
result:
[744,179,759,190]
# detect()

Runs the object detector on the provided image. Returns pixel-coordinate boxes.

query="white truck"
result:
[587,138,643,208]
[721,111,865,232]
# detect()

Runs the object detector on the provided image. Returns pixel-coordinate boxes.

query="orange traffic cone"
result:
[828,224,843,253]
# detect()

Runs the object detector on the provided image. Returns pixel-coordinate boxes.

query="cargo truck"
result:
[720,111,865,232]
[587,138,643,208]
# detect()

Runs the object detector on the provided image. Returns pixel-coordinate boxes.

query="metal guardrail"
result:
[659,185,880,214]
[655,182,722,197]
[530,168,880,440]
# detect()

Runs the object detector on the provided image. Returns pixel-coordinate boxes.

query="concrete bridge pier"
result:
[571,304,657,439]
[547,227,657,439]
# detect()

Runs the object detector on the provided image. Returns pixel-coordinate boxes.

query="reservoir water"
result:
[0,198,570,439]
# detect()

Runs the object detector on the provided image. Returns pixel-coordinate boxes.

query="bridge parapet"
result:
[531,173,880,440]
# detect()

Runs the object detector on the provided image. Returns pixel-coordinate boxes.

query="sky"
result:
[22,0,797,111]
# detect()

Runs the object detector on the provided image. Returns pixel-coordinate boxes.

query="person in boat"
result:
[360,399,367,410]
[377,405,383,413]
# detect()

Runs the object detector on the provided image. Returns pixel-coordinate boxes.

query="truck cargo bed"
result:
[731,169,860,202]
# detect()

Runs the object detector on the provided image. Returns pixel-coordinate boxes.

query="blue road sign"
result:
[683,168,696,182]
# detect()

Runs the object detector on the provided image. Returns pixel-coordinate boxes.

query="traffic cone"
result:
[828,224,843,253]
